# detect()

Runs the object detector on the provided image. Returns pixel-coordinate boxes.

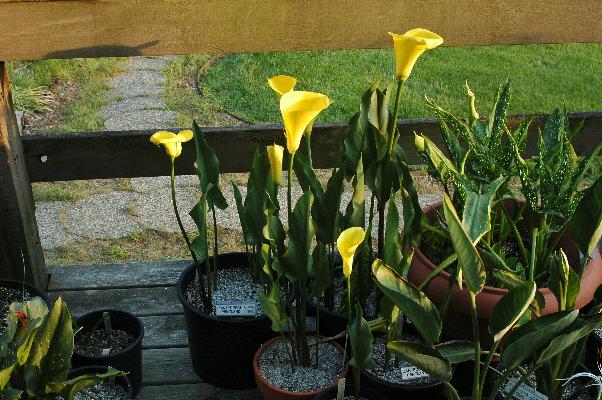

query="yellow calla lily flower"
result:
[266,144,284,185]
[280,91,331,155]
[389,28,443,80]
[150,129,193,158]
[337,227,366,278]
[268,75,297,97]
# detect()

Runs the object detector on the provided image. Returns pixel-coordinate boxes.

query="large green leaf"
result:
[571,175,602,258]
[435,341,475,364]
[501,310,578,369]
[0,388,22,400]
[313,168,344,244]
[309,242,332,299]
[242,149,271,244]
[293,154,324,200]
[189,186,210,262]
[461,176,506,243]
[232,183,253,245]
[383,192,402,274]
[489,281,536,342]
[61,367,126,400]
[442,196,486,294]
[192,122,227,210]
[348,303,374,369]
[387,341,452,382]
[414,134,458,187]
[536,315,602,365]
[282,192,315,282]
[372,260,441,345]
[259,282,288,333]
[344,155,365,229]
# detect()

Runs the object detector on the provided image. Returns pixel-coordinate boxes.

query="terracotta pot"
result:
[253,336,349,400]
[408,201,602,344]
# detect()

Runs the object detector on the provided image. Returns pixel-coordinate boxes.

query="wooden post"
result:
[0,61,47,288]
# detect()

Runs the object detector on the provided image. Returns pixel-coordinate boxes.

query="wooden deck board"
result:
[48,261,261,399]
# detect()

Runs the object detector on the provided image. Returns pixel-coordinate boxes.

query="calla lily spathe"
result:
[150,130,193,158]
[337,227,366,278]
[280,91,331,154]
[266,144,284,185]
[268,75,297,97]
[389,28,443,80]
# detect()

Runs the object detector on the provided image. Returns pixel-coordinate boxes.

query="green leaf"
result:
[488,81,510,149]
[293,154,324,200]
[313,168,344,244]
[348,303,374,369]
[536,315,602,365]
[571,175,602,258]
[414,134,458,188]
[259,282,287,333]
[192,122,227,210]
[442,196,486,294]
[371,260,441,345]
[344,155,365,229]
[189,187,210,262]
[489,281,536,343]
[461,176,506,243]
[232,183,253,245]
[0,388,22,400]
[501,310,578,369]
[383,192,403,274]
[282,192,315,282]
[435,340,475,363]
[242,149,271,244]
[309,242,332,299]
[387,341,452,382]
[61,367,126,400]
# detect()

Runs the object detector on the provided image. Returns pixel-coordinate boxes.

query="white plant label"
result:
[501,376,548,400]
[215,301,257,317]
[400,366,430,380]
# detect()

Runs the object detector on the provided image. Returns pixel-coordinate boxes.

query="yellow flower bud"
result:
[150,129,193,158]
[266,144,284,185]
[389,28,443,80]
[337,227,366,278]
[280,91,331,155]
[268,75,297,97]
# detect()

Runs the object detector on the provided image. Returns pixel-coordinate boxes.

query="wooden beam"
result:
[1,0,601,61]
[21,112,602,183]
[0,62,46,287]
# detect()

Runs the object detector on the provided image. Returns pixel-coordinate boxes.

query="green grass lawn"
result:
[191,43,602,124]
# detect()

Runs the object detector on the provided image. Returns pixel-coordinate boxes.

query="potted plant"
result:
[251,86,354,399]
[71,309,144,396]
[408,82,602,343]
[150,126,273,389]
[1,272,50,338]
[0,297,128,399]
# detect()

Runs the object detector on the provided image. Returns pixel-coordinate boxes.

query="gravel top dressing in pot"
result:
[72,381,129,400]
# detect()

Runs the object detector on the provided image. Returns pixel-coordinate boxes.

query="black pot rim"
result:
[73,308,144,361]
[176,252,269,324]
[361,366,443,390]
[69,365,134,399]
[0,279,50,306]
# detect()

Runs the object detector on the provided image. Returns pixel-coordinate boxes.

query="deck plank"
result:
[48,260,190,291]
[137,383,261,400]
[51,286,181,317]
[142,347,199,386]
[140,314,187,349]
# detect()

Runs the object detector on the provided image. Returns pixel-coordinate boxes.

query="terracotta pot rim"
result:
[253,336,349,396]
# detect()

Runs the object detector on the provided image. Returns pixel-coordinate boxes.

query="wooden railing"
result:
[1,0,601,288]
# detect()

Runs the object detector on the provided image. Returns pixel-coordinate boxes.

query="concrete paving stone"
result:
[133,187,199,233]
[126,56,172,71]
[104,109,178,131]
[100,96,168,120]
[35,201,79,250]
[107,70,167,99]
[64,192,141,239]
[131,175,199,192]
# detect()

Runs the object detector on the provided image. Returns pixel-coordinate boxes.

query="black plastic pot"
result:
[312,384,388,400]
[176,252,274,389]
[360,368,447,400]
[307,301,348,340]
[69,365,134,399]
[0,279,50,307]
[71,309,144,396]
[586,330,602,376]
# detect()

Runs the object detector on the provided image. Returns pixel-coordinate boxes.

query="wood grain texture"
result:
[48,260,190,291]
[142,347,200,385]
[140,314,188,350]
[0,62,46,287]
[1,0,602,60]
[137,383,261,400]
[50,286,181,317]
[22,112,602,182]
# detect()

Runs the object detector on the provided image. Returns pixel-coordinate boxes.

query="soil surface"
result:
[74,328,135,356]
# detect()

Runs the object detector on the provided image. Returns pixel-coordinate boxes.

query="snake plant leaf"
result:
[489,281,536,343]
[192,122,227,210]
[0,388,22,400]
[189,186,210,262]
[501,310,578,370]
[438,114,467,168]
[426,96,474,148]
[348,303,374,369]
[570,175,602,259]
[535,314,602,366]
[309,242,332,299]
[259,282,288,333]
[372,259,441,345]
[61,367,126,400]
[387,341,452,382]
[487,81,510,150]
[293,153,324,200]
[435,340,475,363]
[461,176,506,243]
[442,196,486,294]
[282,192,315,282]
[24,297,73,397]
[313,168,345,244]
[344,155,365,229]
